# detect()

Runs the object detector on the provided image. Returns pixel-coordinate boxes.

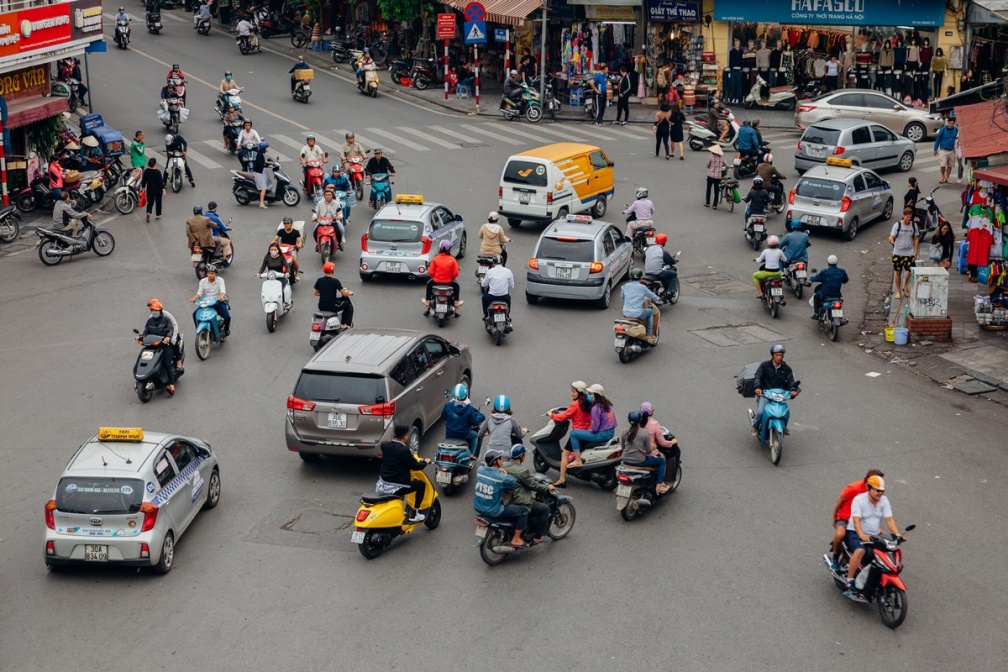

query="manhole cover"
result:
[690,323,787,347]
[680,270,752,295]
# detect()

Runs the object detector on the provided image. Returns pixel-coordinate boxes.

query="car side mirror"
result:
[892,105,901,110]
[624,235,632,243]
[455,214,463,222]
[448,344,461,356]
[608,161,615,168]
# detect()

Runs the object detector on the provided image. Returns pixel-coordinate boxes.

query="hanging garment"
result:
[966,226,993,267]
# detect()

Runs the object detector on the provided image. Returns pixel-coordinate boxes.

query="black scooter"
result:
[615,437,682,521]
[309,298,353,351]
[483,299,512,346]
[132,330,184,403]
[230,157,301,207]
[35,217,115,266]
[732,143,772,179]
[145,10,162,34]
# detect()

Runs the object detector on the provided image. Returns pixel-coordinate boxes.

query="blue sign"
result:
[464,21,487,45]
[646,1,700,22]
[494,27,508,43]
[85,40,107,53]
[713,0,945,27]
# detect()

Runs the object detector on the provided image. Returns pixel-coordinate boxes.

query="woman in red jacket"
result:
[551,380,592,486]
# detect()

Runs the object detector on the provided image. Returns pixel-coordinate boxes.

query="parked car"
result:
[359,195,466,281]
[785,158,895,241]
[794,90,943,141]
[795,118,916,174]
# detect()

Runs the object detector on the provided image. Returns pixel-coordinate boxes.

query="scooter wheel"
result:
[136,382,153,403]
[358,531,384,559]
[620,499,641,521]
[479,529,508,566]
[532,452,549,474]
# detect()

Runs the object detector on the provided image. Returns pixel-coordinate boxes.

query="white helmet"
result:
[164,134,174,145]
[764,152,774,163]
[767,235,780,248]
[827,254,838,265]
[752,176,764,186]
[635,187,648,199]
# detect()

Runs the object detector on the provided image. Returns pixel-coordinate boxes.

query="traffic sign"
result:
[436,13,456,40]
[494,27,507,42]
[464,21,487,45]
[464,1,486,22]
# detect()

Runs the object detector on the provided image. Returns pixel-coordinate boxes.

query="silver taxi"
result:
[359,194,466,281]
[44,427,221,574]
[785,158,895,241]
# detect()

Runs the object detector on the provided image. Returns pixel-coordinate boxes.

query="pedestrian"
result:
[933,115,958,184]
[252,143,271,209]
[704,145,725,209]
[656,63,671,102]
[954,127,964,184]
[592,64,608,126]
[129,131,146,173]
[889,207,920,299]
[47,156,63,201]
[614,64,631,126]
[654,102,671,159]
[824,55,840,90]
[140,157,164,223]
[669,100,685,159]
[931,221,955,270]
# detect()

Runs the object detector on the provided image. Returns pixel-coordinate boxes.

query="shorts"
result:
[834,519,848,529]
[844,528,865,552]
[936,149,955,169]
[253,171,271,191]
[892,255,915,271]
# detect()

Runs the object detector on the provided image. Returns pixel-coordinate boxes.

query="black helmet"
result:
[193,205,203,215]
[224,70,232,77]
[207,201,217,211]
[282,216,293,224]
[484,449,504,466]
[509,444,526,460]
[628,410,643,425]
[630,268,643,280]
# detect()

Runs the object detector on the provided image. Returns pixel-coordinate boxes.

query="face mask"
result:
[226,76,232,81]
[270,250,279,257]
[150,312,159,318]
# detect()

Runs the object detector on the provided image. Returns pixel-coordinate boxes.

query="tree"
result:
[374,0,424,23]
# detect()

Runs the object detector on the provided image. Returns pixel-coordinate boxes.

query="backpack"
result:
[657,68,668,88]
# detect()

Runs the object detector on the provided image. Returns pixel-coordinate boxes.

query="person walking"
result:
[889,207,920,299]
[704,145,725,209]
[614,64,632,126]
[656,62,670,102]
[140,157,164,223]
[653,102,671,159]
[933,115,958,184]
[669,100,685,159]
[592,64,608,126]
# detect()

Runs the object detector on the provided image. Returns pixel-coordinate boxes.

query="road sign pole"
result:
[444,39,449,100]
[504,30,510,74]
[474,45,480,110]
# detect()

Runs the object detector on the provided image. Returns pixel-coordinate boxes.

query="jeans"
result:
[754,395,768,428]
[319,297,354,327]
[447,429,480,457]
[656,268,677,295]
[705,177,721,206]
[528,502,550,536]
[625,308,653,336]
[498,503,528,530]
[569,428,614,452]
[426,280,460,304]
[638,455,666,483]
[481,292,511,317]
[655,130,670,157]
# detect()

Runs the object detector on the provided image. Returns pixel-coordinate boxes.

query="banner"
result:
[646,1,700,22]
[0,0,102,59]
[713,0,946,27]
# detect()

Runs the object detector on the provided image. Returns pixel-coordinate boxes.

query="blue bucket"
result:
[893,327,909,345]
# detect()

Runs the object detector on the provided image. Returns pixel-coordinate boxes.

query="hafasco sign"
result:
[647,1,700,22]
[714,0,946,27]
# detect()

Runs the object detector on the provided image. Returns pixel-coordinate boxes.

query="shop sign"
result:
[436,13,455,40]
[646,1,700,23]
[713,0,946,27]
[0,64,49,100]
[585,6,637,22]
[0,0,103,59]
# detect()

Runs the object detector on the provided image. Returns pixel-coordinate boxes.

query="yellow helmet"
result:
[866,475,886,491]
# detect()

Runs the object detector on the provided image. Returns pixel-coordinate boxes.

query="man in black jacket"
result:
[376,424,430,523]
[750,344,798,433]
[614,64,632,126]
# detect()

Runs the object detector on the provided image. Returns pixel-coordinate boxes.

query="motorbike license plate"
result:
[141,351,154,360]
[84,545,108,562]
[753,224,765,232]
[436,470,452,484]
[309,332,320,342]
[384,262,402,273]
[191,253,201,262]
[350,530,365,544]
[474,524,487,538]
[493,312,506,323]
[616,484,632,498]
[831,309,844,318]
[771,287,784,296]
[614,337,626,348]
[435,302,448,314]
[327,412,347,428]
[646,235,655,245]
[519,192,531,205]
[556,267,572,280]
[795,270,807,279]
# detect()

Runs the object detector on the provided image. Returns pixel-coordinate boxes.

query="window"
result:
[852,175,866,192]
[863,94,898,110]
[431,208,450,229]
[601,231,615,257]
[802,126,842,146]
[589,151,610,170]
[850,126,872,145]
[368,219,423,243]
[55,477,145,515]
[389,359,419,388]
[169,441,198,472]
[503,160,548,187]
[408,345,433,375]
[607,228,625,249]
[871,126,895,143]
[422,338,448,366]
[294,372,388,404]
[154,453,178,488]
[831,94,863,107]
[863,172,883,190]
[535,237,595,262]
[795,178,845,201]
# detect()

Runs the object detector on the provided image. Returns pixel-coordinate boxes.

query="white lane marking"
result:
[426,125,479,143]
[270,134,306,152]
[457,124,522,145]
[332,129,395,157]
[312,134,345,155]
[398,127,460,149]
[184,147,221,170]
[366,128,430,151]
[484,123,556,144]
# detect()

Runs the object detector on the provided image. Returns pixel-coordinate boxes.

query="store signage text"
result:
[0,1,103,59]
[714,0,945,26]
[0,65,49,99]
[646,1,700,23]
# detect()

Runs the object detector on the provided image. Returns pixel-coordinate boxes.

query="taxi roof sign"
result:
[395,194,424,204]
[565,214,593,223]
[97,427,144,442]
[825,157,853,168]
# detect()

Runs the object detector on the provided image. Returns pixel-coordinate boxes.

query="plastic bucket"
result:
[884,327,895,342]
[892,327,909,345]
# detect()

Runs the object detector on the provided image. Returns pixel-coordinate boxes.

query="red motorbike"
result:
[345,151,369,202]
[303,159,325,198]
[314,216,337,264]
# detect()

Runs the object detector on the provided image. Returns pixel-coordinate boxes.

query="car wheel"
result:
[525,292,539,305]
[153,532,174,574]
[203,468,221,509]
[844,217,860,242]
[898,151,915,172]
[298,452,320,463]
[359,271,373,282]
[507,217,521,228]
[881,197,894,221]
[592,195,607,218]
[904,122,926,143]
[596,282,611,309]
[457,232,467,259]
[407,424,421,454]
[555,207,569,221]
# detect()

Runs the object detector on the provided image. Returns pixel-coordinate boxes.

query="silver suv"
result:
[285,329,473,461]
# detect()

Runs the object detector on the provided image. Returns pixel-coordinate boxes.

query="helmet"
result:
[571,380,588,393]
[193,205,203,215]
[306,134,315,141]
[630,268,643,280]
[165,134,174,145]
[331,166,340,173]
[439,240,452,252]
[487,211,499,223]
[282,216,293,225]
[345,132,354,140]
[322,261,335,273]
[866,475,886,491]
[484,449,504,466]
[510,69,518,76]
[225,70,232,77]
[147,298,163,311]
[635,187,648,199]
[827,254,838,266]
[363,47,370,54]
[770,343,785,355]
[752,176,764,186]
[258,141,269,150]
[790,219,802,231]
[764,152,774,163]
[587,383,604,395]
[119,6,124,11]
[509,444,526,460]
[655,233,668,246]
[172,63,179,69]
[493,395,511,412]
[244,118,253,125]
[205,264,218,274]
[452,383,469,401]
[627,410,642,426]
[374,147,384,154]
[208,201,218,211]
[767,235,780,248]
[640,401,655,416]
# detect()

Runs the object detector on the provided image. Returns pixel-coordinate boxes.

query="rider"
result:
[829,469,885,571]
[808,254,849,320]
[504,444,556,543]
[502,69,523,106]
[289,55,311,93]
[750,344,798,434]
[235,14,258,50]
[364,148,395,208]
[568,383,616,456]
[756,152,786,204]
[623,187,656,238]
[478,211,510,266]
[165,63,186,104]
[221,105,244,151]
[299,134,327,196]
[643,233,677,297]
[196,2,211,24]
[236,118,261,150]
[844,475,903,598]
[621,411,670,495]
[312,187,345,251]
[743,176,771,225]
[51,191,89,238]
[753,235,787,301]
[474,450,526,548]
[708,101,730,142]
[423,240,462,315]
[163,134,196,187]
[271,216,303,283]
[322,166,354,222]
[441,383,486,458]
[480,255,514,324]
[257,242,289,282]
[188,264,231,338]
[478,395,527,455]
[314,261,355,328]
[377,423,431,524]
[185,205,221,258]
[550,381,592,487]
[639,401,681,473]
[621,268,660,340]
[737,118,760,160]
[139,298,180,395]
[218,71,240,111]
[114,6,130,24]
[780,219,811,266]
[204,201,233,258]
[340,132,366,171]
[355,48,376,89]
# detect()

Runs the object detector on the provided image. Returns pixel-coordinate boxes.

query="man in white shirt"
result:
[188,266,231,337]
[844,474,902,597]
[480,257,515,325]
[299,134,327,195]
[236,119,261,149]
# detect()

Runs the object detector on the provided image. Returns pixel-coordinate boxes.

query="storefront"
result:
[964,1,1008,91]
[643,1,715,101]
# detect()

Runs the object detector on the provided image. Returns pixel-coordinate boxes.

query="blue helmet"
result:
[452,383,468,402]
[628,410,643,426]
[493,395,511,412]
[509,444,526,460]
[258,141,269,151]
[790,219,802,231]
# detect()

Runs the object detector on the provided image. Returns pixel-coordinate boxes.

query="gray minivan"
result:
[795,118,916,174]
[285,330,473,461]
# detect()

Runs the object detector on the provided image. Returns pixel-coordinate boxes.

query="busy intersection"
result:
[1,7,1007,671]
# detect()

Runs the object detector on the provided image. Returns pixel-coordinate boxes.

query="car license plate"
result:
[831,309,843,318]
[350,530,365,543]
[436,470,452,484]
[84,545,108,562]
[191,252,201,262]
[474,524,487,538]
[614,337,626,347]
[141,351,154,360]
[384,261,402,273]
[310,332,320,342]
[753,223,765,232]
[795,270,807,279]
[556,267,572,279]
[519,192,530,205]
[327,412,347,428]
[616,484,632,498]
[804,216,822,226]
[771,287,783,296]
[493,312,506,323]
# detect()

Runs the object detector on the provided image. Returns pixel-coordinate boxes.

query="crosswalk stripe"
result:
[426,125,479,144]
[595,124,642,140]
[179,147,220,170]
[488,123,557,144]
[560,124,607,139]
[270,134,305,152]
[521,125,573,140]
[459,124,522,145]
[313,133,345,155]
[399,127,460,150]
[366,128,430,151]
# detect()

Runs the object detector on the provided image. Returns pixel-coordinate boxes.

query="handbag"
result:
[138,190,147,208]
[927,243,942,262]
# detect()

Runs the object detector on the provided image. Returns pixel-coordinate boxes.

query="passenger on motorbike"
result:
[756,153,786,204]
[257,242,288,282]
[780,219,811,265]
[623,187,656,237]
[478,395,528,455]
[550,381,592,487]
[300,134,327,195]
[753,235,787,300]
[165,63,186,96]
[196,3,211,23]
[441,383,486,457]
[621,268,660,338]
[480,255,514,321]
[355,49,376,88]
[340,132,366,171]
[186,205,221,258]
[743,176,771,225]
[272,216,303,283]
[809,255,849,319]
[504,444,556,542]
[638,401,681,469]
[205,201,233,258]
[643,232,677,296]
[51,191,89,238]
[478,211,510,266]
[289,55,310,92]
[312,188,345,251]
[423,240,462,315]
[503,70,523,105]
[621,411,670,495]
[750,344,797,434]
[222,106,244,150]
[829,469,885,570]
[568,383,616,456]
[140,298,180,395]
[322,169,353,221]
[474,450,526,547]
[377,423,432,524]
[708,102,730,142]
[737,119,760,159]
[163,134,196,187]
[844,475,903,597]
[314,261,355,328]
[188,265,231,337]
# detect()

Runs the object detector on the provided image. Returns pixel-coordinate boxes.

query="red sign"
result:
[0,0,102,60]
[436,13,455,40]
[464,2,486,22]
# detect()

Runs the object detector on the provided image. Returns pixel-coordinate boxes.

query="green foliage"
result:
[375,0,429,23]
[23,115,63,159]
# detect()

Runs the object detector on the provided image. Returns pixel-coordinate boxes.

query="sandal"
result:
[552,480,566,488]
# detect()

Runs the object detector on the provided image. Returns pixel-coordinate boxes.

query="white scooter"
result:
[687,110,741,152]
[744,75,798,111]
[258,270,292,333]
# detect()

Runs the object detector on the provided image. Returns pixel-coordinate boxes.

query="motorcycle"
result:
[76,171,108,207]
[0,205,23,244]
[368,172,391,210]
[194,15,211,35]
[145,9,162,34]
[215,87,244,119]
[744,213,768,250]
[743,74,798,111]
[351,462,441,559]
[132,329,184,403]
[629,220,656,259]
[500,84,543,123]
[35,217,115,266]
[613,306,660,363]
[813,293,846,342]
[483,298,512,346]
[768,176,787,214]
[433,396,490,494]
[687,111,740,152]
[615,432,682,521]
[309,298,353,351]
[475,475,576,566]
[757,274,786,319]
[292,71,313,103]
[192,221,234,279]
[50,76,83,114]
[917,186,948,232]
[223,117,244,154]
[165,150,189,193]
[641,250,682,306]
[230,158,301,207]
[113,170,142,215]
[748,386,798,465]
[331,37,353,64]
[114,19,131,49]
[314,216,338,264]
[475,254,497,291]
[259,269,292,333]
[781,260,807,299]
[302,159,325,199]
[823,525,916,629]
[410,58,440,90]
[16,174,79,213]
[358,65,379,98]
[253,8,295,38]
[531,75,562,119]
[237,30,261,55]
[388,56,415,82]
[193,297,228,360]
[732,143,772,180]
[425,283,458,328]
[156,95,189,136]
[345,151,369,202]
[529,408,622,490]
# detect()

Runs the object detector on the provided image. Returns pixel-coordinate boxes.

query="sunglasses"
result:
[870,487,885,494]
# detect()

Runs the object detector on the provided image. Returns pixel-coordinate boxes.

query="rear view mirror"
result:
[676,250,682,256]
[444,389,450,398]
[455,214,463,222]
[484,396,492,406]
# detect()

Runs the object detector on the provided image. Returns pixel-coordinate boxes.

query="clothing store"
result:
[963,1,1008,91]
[554,1,641,103]
[644,2,717,100]
[713,0,952,105]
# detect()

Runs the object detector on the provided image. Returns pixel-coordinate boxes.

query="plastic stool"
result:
[569,88,583,106]
[456,84,471,99]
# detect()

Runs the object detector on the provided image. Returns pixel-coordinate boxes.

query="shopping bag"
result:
[732,187,741,203]
[138,190,147,208]
[928,243,942,262]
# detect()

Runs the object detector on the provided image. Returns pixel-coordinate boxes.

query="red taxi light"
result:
[45,500,56,530]
[287,395,316,412]
[840,196,852,212]
[140,502,159,533]
[359,401,396,416]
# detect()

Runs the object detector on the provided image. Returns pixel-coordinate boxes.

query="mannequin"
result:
[769,41,782,86]
[919,37,933,100]
[756,39,771,94]
[893,37,906,99]
[931,47,947,101]
[728,37,743,103]
[905,38,920,99]
[879,39,894,95]
[781,42,794,86]
[842,40,855,88]
[742,39,757,89]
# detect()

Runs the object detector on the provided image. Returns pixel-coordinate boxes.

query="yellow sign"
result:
[97,427,144,442]
[825,157,853,167]
[395,194,424,204]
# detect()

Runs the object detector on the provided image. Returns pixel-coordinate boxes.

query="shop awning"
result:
[930,80,1005,114]
[446,0,544,26]
[955,98,1008,160]
[972,0,1008,21]
[973,165,1008,188]
[4,96,68,130]
[567,0,641,5]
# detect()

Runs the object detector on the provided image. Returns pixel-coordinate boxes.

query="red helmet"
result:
[655,233,668,246]
[322,261,335,274]
[147,298,163,311]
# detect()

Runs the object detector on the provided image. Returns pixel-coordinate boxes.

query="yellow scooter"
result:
[351,464,442,559]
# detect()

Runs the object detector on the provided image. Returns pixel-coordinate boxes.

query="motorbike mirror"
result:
[443,389,450,398]
[904,524,916,532]
[484,396,492,406]
[810,268,818,273]
[676,250,682,256]
[132,328,140,334]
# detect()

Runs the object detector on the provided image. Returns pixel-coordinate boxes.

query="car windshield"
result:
[55,477,145,514]
[536,237,594,262]
[796,178,846,201]
[294,372,387,404]
[369,220,422,243]
[802,127,842,145]
[503,160,548,187]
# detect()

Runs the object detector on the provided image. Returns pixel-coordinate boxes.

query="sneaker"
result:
[829,558,840,572]
[406,511,426,524]
[747,409,756,425]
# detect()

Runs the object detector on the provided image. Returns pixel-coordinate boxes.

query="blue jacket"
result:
[780,231,811,264]
[809,266,849,298]
[473,466,516,517]
[206,211,229,237]
[441,401,485,438]
[737,125,759,152]
[323,174,352,192]
[933,125,957,151]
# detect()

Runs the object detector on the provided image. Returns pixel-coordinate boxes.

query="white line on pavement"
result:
[183,148,221,170]
[486,123,557,144]
[366,128,430,151]
[312,134,345,155]
[398,127,461,150]
[270,134,305,152]
[457,124,522,145]
[425,125,479,143]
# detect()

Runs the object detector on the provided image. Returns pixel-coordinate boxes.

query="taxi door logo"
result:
[191,471,205,502]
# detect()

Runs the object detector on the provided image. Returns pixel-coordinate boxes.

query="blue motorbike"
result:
[193,297,228,360]
[368,172,392,210]
[751,387,797,465]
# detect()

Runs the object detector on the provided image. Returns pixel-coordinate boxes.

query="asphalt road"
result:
[0,13,1006,671]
